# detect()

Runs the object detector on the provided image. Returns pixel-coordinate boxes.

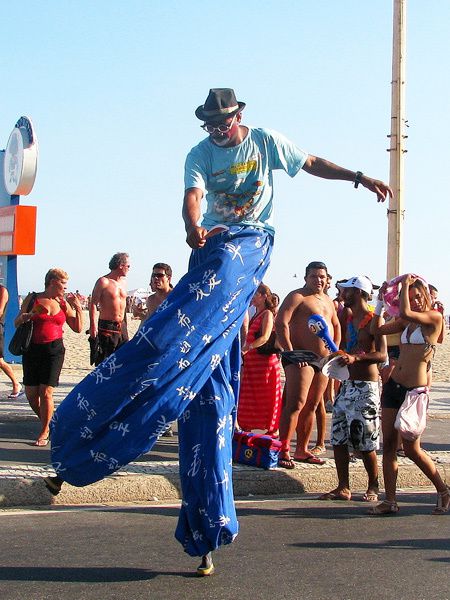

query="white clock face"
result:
[4,128,25,195]
[2,117,38,196]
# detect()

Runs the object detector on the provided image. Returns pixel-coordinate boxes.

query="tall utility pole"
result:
[386,0,407,280]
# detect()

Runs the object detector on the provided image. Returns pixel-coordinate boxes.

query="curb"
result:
[1,454,449,508]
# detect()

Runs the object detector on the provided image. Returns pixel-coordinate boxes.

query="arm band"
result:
[374,300,384,316]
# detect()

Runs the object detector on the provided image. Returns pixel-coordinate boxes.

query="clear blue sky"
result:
[2,1,449,309]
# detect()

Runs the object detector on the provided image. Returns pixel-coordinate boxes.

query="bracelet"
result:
[354,171,363,188]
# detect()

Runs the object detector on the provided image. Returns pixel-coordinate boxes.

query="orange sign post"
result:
[0,205,37,255]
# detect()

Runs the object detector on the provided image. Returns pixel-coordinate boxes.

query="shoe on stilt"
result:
[432,486,450,515]
[43,476,63,496]
[196,552,215,577]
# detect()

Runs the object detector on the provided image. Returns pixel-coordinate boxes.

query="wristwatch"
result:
[354,171,363,188]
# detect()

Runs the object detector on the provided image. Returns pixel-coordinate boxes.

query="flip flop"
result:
[362,491,379,502]
[318,491,351,501]
[367,501,399,516]
[278,457,296,470]
[33,438,49,447]
[7,386,24,399]
[310,445,326,456]
[294,456,326,465]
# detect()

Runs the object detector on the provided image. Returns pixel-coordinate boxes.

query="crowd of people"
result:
[1,88,448,577]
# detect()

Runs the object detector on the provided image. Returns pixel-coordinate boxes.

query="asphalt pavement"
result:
[0,373,449,507]
[1,493,449,600]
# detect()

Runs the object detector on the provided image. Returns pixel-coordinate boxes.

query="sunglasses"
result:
[151,273,166,279]
[201,116,236,134]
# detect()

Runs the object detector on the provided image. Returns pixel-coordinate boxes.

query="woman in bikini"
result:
[14,268,83,446]
[370,274,449,515]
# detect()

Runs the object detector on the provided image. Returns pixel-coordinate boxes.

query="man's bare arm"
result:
[89,278,106,337]
[302,155,392,203]
[330,303,341,348]
[183,187,208,249]
[275,292,303,351]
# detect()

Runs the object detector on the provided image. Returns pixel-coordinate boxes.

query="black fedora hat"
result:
[195,88,246,122]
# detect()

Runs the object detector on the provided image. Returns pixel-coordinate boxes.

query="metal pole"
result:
[386,0,407,280]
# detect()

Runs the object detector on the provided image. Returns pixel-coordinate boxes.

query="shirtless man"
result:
[89,252,130,365]
[276,261,340,468]
[319,276,387,502]
[0,284,23,397]
[146,263,173,318]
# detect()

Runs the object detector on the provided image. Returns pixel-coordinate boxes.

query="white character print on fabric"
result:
[152,415,171,438]
[134,326,156,348]
[90,355,124,384]
[224,242,244,264]
[76,393,97,421]
[90,450,120,471]
[216,470,229,491]
[110,421,131,437]
[180,341,191,354]
[80,426,94,440]
[51,225,274,559]
[188,443,202,477]
[155,298,172,313]
[176,386,196,402]
[210,354,221,370]
[189,269,222,301]
[177,358,191,370]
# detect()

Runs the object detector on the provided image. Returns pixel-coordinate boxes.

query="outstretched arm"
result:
[302,155,392,203]
[183,187,208,249]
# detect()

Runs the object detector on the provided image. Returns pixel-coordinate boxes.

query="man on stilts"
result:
[46,88,392,575]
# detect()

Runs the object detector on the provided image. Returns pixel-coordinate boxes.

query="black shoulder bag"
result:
[8,293,37,356]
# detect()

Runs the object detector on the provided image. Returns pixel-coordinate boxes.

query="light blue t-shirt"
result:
[184,127,308,235]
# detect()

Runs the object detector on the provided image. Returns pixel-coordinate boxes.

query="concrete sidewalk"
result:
[0,372,449,507]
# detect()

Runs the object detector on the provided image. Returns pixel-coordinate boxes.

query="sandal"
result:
[278,456,295,470]
[34,437,49,447]
[362,491,379,503]
[367,500,399,516]
[310,445,326,456]
[432,486,450,515]
[7,385,24,399]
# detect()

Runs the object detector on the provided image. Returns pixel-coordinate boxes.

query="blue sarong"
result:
[51,225,273,556]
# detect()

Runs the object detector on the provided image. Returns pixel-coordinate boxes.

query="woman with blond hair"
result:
[14,268,82,446]
[237,283,281,437]
[370,274,449,515]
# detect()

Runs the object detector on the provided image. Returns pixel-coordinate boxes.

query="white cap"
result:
[338,275,373,295]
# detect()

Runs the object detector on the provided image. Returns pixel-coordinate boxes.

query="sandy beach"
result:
[7,311,448,384]
[58,312,450,382]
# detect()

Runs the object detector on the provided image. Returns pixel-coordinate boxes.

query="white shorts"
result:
[331,380,380,452]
